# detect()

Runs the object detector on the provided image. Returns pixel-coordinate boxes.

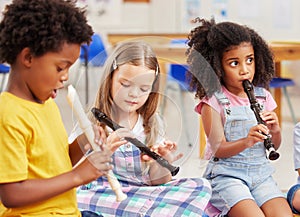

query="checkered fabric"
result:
[77,177,211,217]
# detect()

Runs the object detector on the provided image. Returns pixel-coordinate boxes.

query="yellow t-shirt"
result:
[0,92,80,217]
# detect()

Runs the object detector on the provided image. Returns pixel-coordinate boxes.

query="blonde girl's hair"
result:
[92,40,162,148]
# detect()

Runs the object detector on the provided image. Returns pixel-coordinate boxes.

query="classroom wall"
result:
[88,0,300,42]
[0,0,299,41]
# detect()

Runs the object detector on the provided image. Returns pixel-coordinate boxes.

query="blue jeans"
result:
[81,210,103,217]
[203,96,282,216]
[287,184,300,214]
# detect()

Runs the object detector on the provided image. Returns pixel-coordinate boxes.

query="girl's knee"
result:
[288,185,300,214]
[292,190,300,213]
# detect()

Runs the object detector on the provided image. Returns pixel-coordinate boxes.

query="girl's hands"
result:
[106,128,134,152]
[144,140,182,185]
[244,111,280,149]
[245,124,269,148]
[142,140,183,164]
[83,125,129,153]
[260,111,281,134]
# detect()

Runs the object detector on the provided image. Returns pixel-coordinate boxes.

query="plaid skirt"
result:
[77,177,211,217]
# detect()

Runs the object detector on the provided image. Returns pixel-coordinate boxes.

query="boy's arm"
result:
[0,172,79,208]
[0,149,111,208]
[69,134,87,166]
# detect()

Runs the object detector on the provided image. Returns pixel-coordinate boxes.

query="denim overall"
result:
[203,87,283,216]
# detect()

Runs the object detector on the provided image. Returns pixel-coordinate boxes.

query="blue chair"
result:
[166,39,192,91]
[79,33,108,104]
[0,63,10,92]
[161,39,194,147]
[270,77,297,124]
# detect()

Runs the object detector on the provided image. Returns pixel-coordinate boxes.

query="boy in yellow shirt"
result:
[0,0,126,216]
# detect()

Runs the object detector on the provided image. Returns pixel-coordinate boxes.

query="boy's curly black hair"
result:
[186,18,274,100]
[0,0,94,64]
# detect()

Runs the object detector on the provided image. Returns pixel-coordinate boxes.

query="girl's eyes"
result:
[121,82,130,87]
[229,57,254,67]
[229,61,238,67]
[246,57,254,63]
[121,82,151,92]
[140,87,151,92]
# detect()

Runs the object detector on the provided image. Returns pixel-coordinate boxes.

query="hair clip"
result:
[155,65,159,76]
[112,59,117,70]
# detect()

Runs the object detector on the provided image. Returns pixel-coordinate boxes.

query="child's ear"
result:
[20,47,32,67]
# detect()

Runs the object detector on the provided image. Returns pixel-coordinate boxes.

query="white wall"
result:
[1,0,299,41]
[88,0,300,42]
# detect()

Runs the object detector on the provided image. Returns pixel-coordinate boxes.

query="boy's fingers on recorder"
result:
[72,152,112,184]
[93,124,107,148]
[86,149,113,172]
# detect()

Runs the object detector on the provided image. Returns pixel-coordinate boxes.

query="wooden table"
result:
[269,42,300,124]
[107,34,300,156]
[107,33,188,47]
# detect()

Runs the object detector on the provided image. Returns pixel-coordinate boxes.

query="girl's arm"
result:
[0,148,112,208]
[147,141,183,185]
[201,103,269,158]
[149,161,172,185]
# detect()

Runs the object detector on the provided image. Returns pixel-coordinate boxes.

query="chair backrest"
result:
[269,77,295,88]
[80,33,108,67]
[0,63,10,92]
[0,64,10,74]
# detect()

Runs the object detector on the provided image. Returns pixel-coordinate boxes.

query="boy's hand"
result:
[72,147,113,185]
[82,124,107,152]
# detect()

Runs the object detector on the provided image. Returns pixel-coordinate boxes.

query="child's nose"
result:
[239,64,249,75]
[128,86,139,97]
[61,72,69,82]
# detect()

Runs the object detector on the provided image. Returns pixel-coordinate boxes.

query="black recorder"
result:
[91,108,180,176]
[242,80,280,160]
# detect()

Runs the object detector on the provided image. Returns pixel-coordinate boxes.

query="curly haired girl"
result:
[186,18,292,217]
